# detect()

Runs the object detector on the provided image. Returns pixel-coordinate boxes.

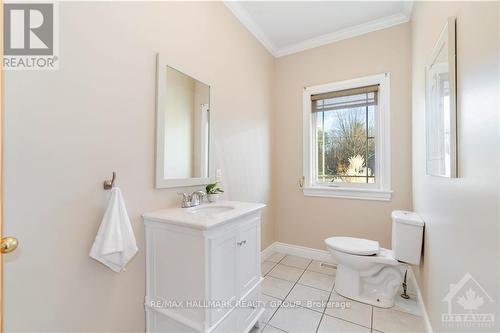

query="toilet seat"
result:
[325,237,379,256]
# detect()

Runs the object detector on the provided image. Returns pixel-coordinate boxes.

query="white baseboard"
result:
[261,241,432,332]
[408,269,433,333]
[261,242,277,262]
[261,241,335,264]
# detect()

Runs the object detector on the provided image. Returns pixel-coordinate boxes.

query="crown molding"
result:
[275,13,410,57]
[223,1,279,57]
[402,1,415,19]
[224,1,412,58]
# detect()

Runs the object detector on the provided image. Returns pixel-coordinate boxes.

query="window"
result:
[302,74,392,200]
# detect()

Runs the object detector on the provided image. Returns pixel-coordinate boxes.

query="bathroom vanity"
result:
[143,201,265,333]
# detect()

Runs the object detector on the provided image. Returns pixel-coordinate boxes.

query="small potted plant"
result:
[205,182,224,202]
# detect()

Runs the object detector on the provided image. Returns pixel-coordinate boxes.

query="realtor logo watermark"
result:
[3,1,58,70]
[442,273,495,329]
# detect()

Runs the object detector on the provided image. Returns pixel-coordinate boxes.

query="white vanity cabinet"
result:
[143,201,265,333]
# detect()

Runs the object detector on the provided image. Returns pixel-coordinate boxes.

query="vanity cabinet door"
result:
[209,230,239,326]
[237,218,261,297]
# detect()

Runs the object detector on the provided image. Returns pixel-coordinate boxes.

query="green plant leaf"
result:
[206,182,223,194]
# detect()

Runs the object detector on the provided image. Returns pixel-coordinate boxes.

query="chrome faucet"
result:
[178,191,206,208]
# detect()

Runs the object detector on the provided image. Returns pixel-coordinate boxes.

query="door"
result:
[0,4,20,329]
[237,218,260,297]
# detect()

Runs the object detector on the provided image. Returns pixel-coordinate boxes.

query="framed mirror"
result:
[155,54,211,188]
[425,17,458,178]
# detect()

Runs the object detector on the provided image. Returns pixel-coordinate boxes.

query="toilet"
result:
[325,210,424,308]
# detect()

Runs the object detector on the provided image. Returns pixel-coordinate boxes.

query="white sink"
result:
[189,206,235,215]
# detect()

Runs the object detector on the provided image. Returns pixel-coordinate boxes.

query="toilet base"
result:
[334,263,406,308]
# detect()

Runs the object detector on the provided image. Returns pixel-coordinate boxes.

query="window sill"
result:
[302,186,392,201]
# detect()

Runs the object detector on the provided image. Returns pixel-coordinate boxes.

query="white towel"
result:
[90,187,138,272]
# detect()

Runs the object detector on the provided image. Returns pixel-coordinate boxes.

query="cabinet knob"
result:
[237,240,247,246]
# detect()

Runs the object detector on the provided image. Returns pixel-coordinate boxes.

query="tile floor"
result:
[253,253,426,333]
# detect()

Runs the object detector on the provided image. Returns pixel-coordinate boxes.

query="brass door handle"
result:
[0,237,18,254]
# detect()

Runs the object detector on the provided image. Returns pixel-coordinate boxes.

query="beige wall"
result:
[411,2,499,331]
[3,2,274,332]
[272,23,412,250]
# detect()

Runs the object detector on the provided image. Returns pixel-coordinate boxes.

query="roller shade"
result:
[312,84,379,113]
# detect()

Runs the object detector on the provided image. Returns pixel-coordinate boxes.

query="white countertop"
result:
[142,200,266,230]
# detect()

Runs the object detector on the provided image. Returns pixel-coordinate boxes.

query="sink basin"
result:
[189,206,235,215]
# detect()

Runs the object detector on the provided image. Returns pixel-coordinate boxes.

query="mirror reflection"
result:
[425,17,457,178]
[156,62,210,188]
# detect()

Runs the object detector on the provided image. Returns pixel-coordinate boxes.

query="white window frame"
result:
[302,73,392,201]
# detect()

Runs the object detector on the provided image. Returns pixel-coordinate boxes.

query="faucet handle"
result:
[190,191,205,205]
[178,192,193,208]
[191,190,206,198]
[177,192,190,201]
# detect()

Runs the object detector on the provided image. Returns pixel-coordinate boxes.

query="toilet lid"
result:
[325,237,380,256]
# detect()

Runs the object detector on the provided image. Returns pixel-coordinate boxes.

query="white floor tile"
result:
[372,307,426,333]
[259,255,425,333]
[262,276,295,300]
[269,306,322,333]
[280,255,312,269]
[249,325,262,333]
[262,324,288,333]
[262,261,277,276]
[298,270,335,291]
[325,291,372,328]
[261,294,282,323]
[318,315,370,333]
[307,260,336,276]
[393,293,421,317]
[268,264,304,282]
[267,252,286,263]
[285,284,330,313]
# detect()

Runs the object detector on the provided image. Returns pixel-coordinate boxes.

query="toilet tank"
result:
[391,211,424,265]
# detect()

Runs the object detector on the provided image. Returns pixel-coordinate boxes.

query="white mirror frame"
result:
[155,54,213,188]
[425,17,458,178]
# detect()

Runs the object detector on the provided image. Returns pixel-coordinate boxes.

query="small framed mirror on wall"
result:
[425,17,458,178]
[155,54,212,188]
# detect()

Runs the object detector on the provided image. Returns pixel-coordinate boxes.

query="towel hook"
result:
[103,172,116,190]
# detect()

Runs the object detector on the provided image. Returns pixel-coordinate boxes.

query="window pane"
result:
[368,105,375,138]
[368,137,375,177]
[314,104,376,184]
[326,107,366,139]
